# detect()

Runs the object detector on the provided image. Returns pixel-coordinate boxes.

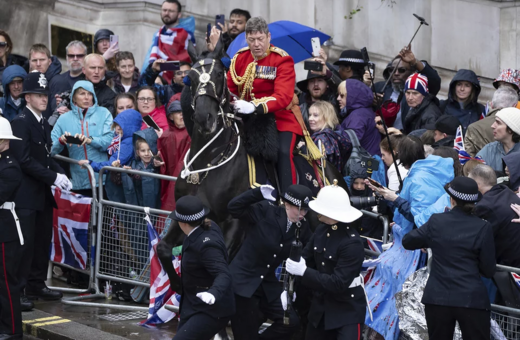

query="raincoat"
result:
[0,65,27,121]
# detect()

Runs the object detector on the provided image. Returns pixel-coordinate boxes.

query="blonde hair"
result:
[309,100,338,131]
[338,80,347,95]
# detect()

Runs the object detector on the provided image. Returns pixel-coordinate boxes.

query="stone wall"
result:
[2,0,519,101]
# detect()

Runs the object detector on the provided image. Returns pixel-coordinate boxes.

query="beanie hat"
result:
[404,73,429,97]
[493,68,520,91]
[496,107,520,135]
[94,29,115,45]
[167,100,182,114]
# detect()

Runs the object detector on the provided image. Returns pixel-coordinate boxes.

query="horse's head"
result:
[187,39,229,135]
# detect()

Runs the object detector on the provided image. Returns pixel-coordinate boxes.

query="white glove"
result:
[196,292,215,305]
[260,184,276,201]
[286,257,307,277]
[54,173,73,191]
[280,291,296,311]
[233,100,255,114]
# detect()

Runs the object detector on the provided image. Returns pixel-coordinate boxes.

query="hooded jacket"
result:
[340,79,381,156]
[89,109,142,172]
[122,128,161,209]
[403,94,442,134]
[0,53,27,96]
[503,153,520,192]
[51,81,114,190]
[157,117,191,211]
[0,65,27,121]
[440,69,485,131]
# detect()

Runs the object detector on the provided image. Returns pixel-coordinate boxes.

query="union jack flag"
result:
[140,213,182,327]
[50,187,92,270]
[453,125,485,165]
[511,273,520,290]
[405,73,429,93]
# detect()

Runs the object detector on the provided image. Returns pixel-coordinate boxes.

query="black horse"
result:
[157,40,349,289]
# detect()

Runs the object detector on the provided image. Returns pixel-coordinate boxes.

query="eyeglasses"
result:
[67,54,86,59]
[175,70,190,76]
[0,42,7,48]
[137,97,155,103]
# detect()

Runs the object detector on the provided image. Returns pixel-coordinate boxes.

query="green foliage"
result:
[344,6,363,20]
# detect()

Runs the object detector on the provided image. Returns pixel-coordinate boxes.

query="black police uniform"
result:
[173,220,235,340]
[403,206,496,340]
[227,187,312,340]
[10,74,65,300]
[0,150,23,338]
[300,222,366,340]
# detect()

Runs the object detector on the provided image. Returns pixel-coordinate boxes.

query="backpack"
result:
[342,129,375,177]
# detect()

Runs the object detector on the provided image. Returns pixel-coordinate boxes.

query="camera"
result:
[48,91,71,127]
[350,195,382,210]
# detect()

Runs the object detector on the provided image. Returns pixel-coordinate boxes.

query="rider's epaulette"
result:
[269,46,289,57]
[236,46,250,54]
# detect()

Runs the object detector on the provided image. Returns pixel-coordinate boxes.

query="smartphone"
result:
[311,37,321,57]
[143,115,161,131]
[109,35,119,48]
[367,177,383,188]
[215,14,225,30]
[303,60,323,72]
[65,136,83,145]
[159,61,181,72]
[206,23,212,41]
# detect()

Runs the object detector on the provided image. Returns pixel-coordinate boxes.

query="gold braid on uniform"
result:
[230,54,257,100]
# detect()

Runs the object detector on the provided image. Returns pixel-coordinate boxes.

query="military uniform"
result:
[0,149,23,339]
[228,45,302,193]
[301,223,366,339]
[227,186,313,340]
[169,197,235,340]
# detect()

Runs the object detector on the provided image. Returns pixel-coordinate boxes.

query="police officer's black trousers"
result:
[16,206,53,293]
[277,131,297,195]
[231,287,299,340]
[173,312,229,340]
[306,318,362,340]
[424,304,490,340]
[0,240,22,336]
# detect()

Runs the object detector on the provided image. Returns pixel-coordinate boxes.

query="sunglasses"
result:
[0,42,7,48]
[67,54,86,59]
[392,67,408,74]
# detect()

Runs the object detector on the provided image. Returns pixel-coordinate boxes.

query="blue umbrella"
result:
[226,20,331,64]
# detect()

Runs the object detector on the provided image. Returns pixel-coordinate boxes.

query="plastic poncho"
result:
[364,155,454,340]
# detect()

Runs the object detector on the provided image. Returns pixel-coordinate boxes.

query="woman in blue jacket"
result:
[51,81,113,196]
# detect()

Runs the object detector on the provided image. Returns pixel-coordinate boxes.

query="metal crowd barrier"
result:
[47,154,98,294]
[61,166,177,311]
[360,209,390,244]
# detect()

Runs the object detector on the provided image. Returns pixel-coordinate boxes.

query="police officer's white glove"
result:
[233,100,255,114]
[196,292,216,305]
[280,291,296,311]
[286,257,307,277]
[54,173,72,191]
[260,184,276,201]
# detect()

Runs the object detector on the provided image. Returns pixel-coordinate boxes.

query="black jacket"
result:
[431,135,455,149]
[0,150,22,243]
[403,206,496,310]
[93,78,116,116]
[227,188,312,302]
[440,69,485,131]
[10,107,64,211]
[403,95,442,134]
[178,221,235,319]
[301,222,366,330]
[374,61,441,128]
[474,185,520,267]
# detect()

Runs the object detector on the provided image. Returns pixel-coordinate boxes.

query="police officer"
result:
[10,72,72,308]
[0,117,23,339]
[285,182,367,340]
[227,184,313,340]
[170,196,235,340]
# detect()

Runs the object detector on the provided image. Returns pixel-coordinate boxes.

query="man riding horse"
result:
[229,16,304,194]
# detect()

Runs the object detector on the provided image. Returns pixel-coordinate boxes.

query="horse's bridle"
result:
[190,58,232,126]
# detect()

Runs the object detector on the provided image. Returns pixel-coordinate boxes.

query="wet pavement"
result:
[23,277,234,340]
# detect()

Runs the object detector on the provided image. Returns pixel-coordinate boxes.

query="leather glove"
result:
[233,100,255,114]
[280,291,296,311]
[196,292,216,305]
[260,184,276,201]
[286,257,307,276]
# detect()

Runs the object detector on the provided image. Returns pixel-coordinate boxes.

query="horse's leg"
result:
[157,219,184,292]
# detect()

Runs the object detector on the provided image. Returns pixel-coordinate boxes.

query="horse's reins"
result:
[180,59,241,181]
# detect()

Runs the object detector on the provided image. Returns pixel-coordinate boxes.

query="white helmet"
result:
[0,117,21,140]
[309,182,362,223]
